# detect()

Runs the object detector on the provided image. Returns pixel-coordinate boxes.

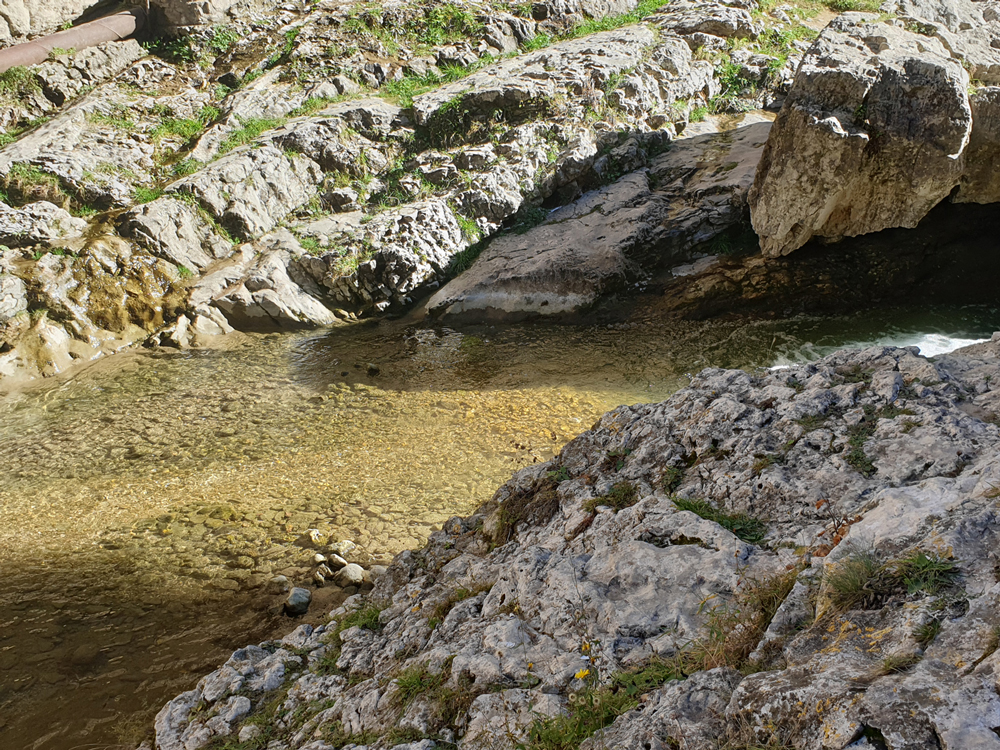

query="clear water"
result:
[0,302,997,749]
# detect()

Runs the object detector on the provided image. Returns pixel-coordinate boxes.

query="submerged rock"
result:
[149,336,1000,749]
[284,587,312,617]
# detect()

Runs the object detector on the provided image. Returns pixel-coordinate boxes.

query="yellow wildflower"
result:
[575,668,590,680]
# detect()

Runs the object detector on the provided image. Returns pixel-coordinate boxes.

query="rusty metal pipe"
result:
[0,9,146,74]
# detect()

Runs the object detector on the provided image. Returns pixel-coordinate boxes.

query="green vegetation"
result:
[519,568,798,749]
[344,1,484,53]
[494,476,561,544]
[0,66,41,102]
[289,96,341,117]
[913,619,941,648]
[177,265,194,279]
[898,550,960,594]
[87,104,135,130]
[562,0,671,39]
[209,25,242,55]
[546,465,572,483]
[661,466,684,493]
[879,653,922,675]
[584,481,639,512]
[522,32,553,51]
[133,186,164,204]
[672,497,767,544]
[314,605,383,676]
[298,235,322,254]
[218,116,287,153]
[825,549,960,613]
[172,158,203,177]
[395,662,445,706]
[2,162,69,208]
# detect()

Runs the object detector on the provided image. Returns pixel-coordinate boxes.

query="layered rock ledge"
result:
[147,337,1000,750]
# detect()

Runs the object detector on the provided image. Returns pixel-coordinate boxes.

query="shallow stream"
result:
[1,302,998,749]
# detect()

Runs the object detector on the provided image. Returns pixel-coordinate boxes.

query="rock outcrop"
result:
[147,337,1000,750]
[428,114,771,321]
[749,13,973,257]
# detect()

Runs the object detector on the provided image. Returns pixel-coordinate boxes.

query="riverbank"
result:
[147,333,1000,749]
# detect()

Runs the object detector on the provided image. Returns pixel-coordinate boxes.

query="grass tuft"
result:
[672,497,767,544]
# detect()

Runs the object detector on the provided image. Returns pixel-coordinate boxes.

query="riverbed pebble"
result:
[283,587,311,616]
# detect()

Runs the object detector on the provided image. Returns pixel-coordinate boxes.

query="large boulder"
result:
[0,0,91,40]
[749,14,972,257]
[428,114,771,322]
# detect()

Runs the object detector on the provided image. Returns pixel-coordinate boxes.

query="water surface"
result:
[1,302,997,749]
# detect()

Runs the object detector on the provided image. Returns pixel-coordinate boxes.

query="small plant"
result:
[584,481,639,513]
[298,236,321,254]
[879,653,922,675]
[494,476,561,544]
[896,551,959,594]
[209,25,241,55]
[455,214,481,243]
[133,186,163,204]
[546,466,571,483]
[172,158,203,177]
[218,116,287,153]
[0,66,41,101]
[825,549,890,612]
[845,418,877,477]
[87,105,135,130]
[913,619,941,648]
[601,447,631,472]
[672,497,767,545]
[661,466,684,493]
[177,265,194,279]
[689,105,709,122]
[522,32,553,51]
[395,662,444,706]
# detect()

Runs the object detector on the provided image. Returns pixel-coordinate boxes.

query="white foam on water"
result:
[892,333,990,358]
[769,333,992,370]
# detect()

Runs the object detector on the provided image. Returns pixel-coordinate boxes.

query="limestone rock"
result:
[118,197,233,272]
[189,231,339,330]
[34,40,146,107]
[429,115,771,322]
[749,14,972,256]
[0,200,85,248]
[412,27,660,130]
[168,145,323,240]
[956,86,1000,203]
[0,272,26,322]
[284,587,312,616]
[0,0,92,39]
[895,0,1000,84]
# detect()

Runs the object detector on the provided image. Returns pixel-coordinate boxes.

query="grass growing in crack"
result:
[879,653,922,675]
[0,66,41,102]
[845,417,877,477]
[825,549,892,611]
[584,481,639,513]
[672,497,767,545]
[218,116,287,153]
[563,0,672,39]
[518,568,797,750]
[914,619,941,648]
[395,662,445,706]
[494,476,561,544]
[133,186,164,204]
[313,605,383,676]
[825,549,959,614]
[661,466,684,493]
